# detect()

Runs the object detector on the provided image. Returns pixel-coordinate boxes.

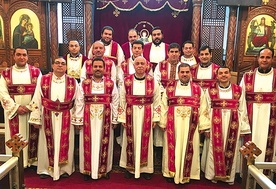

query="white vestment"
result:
[72,78,119,179]
[202,84,250,183]
[118,76,161,178]
[28,74,78,181]
[160,81,210,184]
[240,69,276,163]
[0,64,41,167]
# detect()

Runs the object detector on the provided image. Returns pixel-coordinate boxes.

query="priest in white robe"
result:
[118,56,161,180]
[28,57,78,181]
[202,67,250,185]
[160,63,210,184]
[72,57,119,180]
[0,47,41,167]
[240,47,276,177]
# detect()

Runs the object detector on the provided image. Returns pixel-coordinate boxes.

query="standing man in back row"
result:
[88,26,125,67]
[143,26,169,71]
[64,40,88,83]
[121,28,139,60]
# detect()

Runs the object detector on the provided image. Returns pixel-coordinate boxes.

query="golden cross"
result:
[254,94,263,102]
[220,100,228,108]
[17,85,25,94]
[140,98,146,104]
[92,95,99,102]
[6,134,28,156]
[239,141,262,165]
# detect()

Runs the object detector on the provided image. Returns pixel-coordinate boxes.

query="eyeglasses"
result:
[54,61,66,66]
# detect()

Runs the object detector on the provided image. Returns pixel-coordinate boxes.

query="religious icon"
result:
[11,9,41,49]
[245,14,276,55]
[134,21,153,44]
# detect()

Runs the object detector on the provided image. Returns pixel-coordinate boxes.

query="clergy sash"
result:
[106,41,118,65]
[244,68,276,175]
[124,74,154,171]
[41,73,76,168]
[166,80,200,180]
[2,65,40,162]
[121,42,131,60]
[82,77,114,176]
[159,60,170,88]
[85,57,113,79]
[209,83,241,180]
[191,63,219,89]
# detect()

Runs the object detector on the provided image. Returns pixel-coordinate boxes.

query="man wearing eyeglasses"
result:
[28,57,78,180]
[180,40,200,68]
[0,47,41,168]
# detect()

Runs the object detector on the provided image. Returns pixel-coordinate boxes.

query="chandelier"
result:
[262,0,269,5]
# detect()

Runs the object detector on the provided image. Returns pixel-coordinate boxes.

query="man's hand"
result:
[122,123,127,128]
[204,132,210,138]
[112,124,118,129]
[32,124,41,129]
[152,122,159,128]
[74,125,83,130]
[17,105,30,115]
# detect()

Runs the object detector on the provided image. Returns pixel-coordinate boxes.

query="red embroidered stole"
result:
[166,81,200,178]
[159,60,170,88]
[192,63,219,89]
[244,69,276,175]
[2,65,40,162]
[209,83,241,180]
[108,41,118,65]
[82,77,114,176]
[85,57,113,79]
[124,74,154,171]
[41,73,76,168]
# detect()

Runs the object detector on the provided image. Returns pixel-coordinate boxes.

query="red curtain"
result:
[94,0,193,46]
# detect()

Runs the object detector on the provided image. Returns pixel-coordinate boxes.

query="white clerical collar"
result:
[52,73,65,83]
[13,63,28,72]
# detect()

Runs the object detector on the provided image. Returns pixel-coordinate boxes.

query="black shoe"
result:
[60,173,69,178]
[84,175,90,181]
[124,171,133,179]
[105,173,110,180]
[166,177,174,183]
[39,174,50,179]
[142,173,152,180]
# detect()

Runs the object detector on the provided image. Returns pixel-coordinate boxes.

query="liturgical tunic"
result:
[118,74,161,179]
[203,84,250,183]
[28,73,78,181]
[72,77,119,179]
[160,80,210,184]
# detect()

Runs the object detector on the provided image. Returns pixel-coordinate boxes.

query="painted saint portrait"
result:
[245,15,276,55]
[0,16,4,48]
[11,9,40,49]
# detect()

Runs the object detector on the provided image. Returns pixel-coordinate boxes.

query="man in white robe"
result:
[72,57,119,180]
[118,56,161,180]
[240,47,276,177]
[160,63,210,184]
[0,47,41,167]
[203,67,250,185]
[28,57,78,180]
[180,40,200,68]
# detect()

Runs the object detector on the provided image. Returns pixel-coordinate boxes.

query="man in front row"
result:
[29,57,78,180]
[160,63,210,184]
[72,57,119,181]
[118,56,161,180]
[202,66,250,185]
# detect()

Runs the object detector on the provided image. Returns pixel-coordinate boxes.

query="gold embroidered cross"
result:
[239,141,262,165]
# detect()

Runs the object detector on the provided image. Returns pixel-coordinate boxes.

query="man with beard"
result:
[143,26,169,71]
[121,28,139,60]
[73,57,119,180]
[191,45,220,91]
[87,26,125,67]
[81,41,116,82]
[180,40,200,68]
[118,56,161,180]
[64,40,87,83]
[160,63,210,184]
